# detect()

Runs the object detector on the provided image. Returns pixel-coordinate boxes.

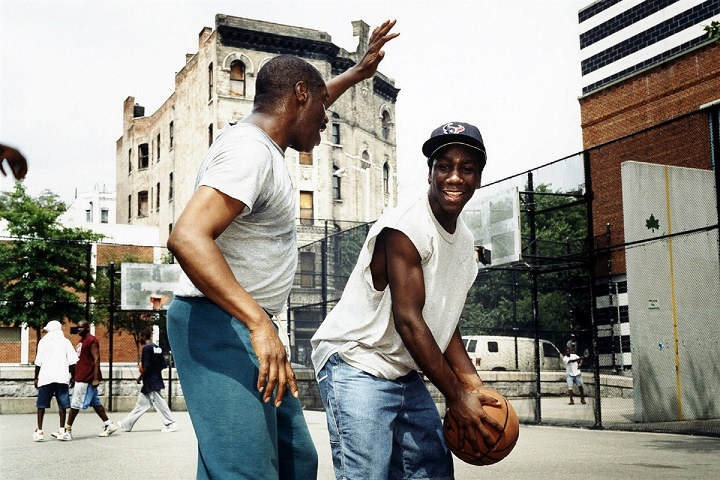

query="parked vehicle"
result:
[462,335,563,371]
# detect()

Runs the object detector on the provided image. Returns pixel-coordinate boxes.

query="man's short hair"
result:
[254,55,326,112]
[140,328,152,340]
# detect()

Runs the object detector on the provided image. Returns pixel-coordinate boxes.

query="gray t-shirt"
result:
[175,123,297,316]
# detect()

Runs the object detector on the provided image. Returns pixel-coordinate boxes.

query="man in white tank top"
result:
[312,122,504,479]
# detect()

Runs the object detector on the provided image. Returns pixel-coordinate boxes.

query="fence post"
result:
[527,172,542,424]
[583,151,603,429]
[108,262,115,412]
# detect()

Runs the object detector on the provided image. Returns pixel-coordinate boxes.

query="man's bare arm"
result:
[326,20,399,105]
[167,186,297,406]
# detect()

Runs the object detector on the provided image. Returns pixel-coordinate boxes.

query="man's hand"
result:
[249,320,298,407]
[0,144,28,180]
[446,388,504,452]
[91,378,100,387]
[354,20,399,80]
[34,378,39,389]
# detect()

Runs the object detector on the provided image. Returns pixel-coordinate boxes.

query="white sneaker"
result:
[50,428,66,439]
[98,422,118,437]
[33,429,44,442]
[115,420,128,432]
[56,430,72,441]
[161,423,179,433]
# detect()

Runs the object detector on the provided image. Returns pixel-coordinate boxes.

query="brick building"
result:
[116,15,400,248]
[578,0,720,368]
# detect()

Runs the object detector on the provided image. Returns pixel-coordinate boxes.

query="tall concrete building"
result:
[578,0,720,370]
[116,15,400,247]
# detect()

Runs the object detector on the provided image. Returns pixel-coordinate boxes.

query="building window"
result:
[299,151,313,165]
[383,162,390,194]
[138,190,149,218]
[85,207,93,223]
[299,191,313,226]
[127,195,132,221]
[230,60,246,96]
[0,327,21,343]
[156,182,160,212]
[381,110,391,140]
[299,251,316,288]
[208,124,213,147]
[333,165,341,200]
[169,223,173,235]
[169,121,174,149]
[138,143,149,169]
[331,113,341,144]
[156,133,161,161]
[128,148,132,174]
[168,172,174,201]
[208,62,213,100]
[101,208,109,224]
[361,150,370,169]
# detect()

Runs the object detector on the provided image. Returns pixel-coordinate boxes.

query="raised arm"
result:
[167,186,297,406]
[380,228,502,450]
[326,20,399,106]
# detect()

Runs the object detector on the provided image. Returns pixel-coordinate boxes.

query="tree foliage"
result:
[460,184,590,347]
[0,183,102,337]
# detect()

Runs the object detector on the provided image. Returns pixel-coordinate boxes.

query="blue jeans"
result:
[317,353,453,480]
[167,296,317,480]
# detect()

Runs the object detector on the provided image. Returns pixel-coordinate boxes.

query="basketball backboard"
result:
[120,263,182,310]
[462,186,521,267]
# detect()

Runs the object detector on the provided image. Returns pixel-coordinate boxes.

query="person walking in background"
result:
[32,320,78,441]
[311,121,503,479]
[166,20,398,480]
[563,346,586,405]
[114,328,178,433]
[57,320,118,440]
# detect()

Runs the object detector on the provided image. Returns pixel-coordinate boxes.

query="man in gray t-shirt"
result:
[166,21,397,480]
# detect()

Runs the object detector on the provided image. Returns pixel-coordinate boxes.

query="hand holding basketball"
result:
[443,386,519,465]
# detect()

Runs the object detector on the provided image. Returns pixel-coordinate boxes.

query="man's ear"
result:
[294,81,309,103]
[475,173,483,190]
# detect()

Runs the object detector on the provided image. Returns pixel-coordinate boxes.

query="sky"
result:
[0,0,584,204]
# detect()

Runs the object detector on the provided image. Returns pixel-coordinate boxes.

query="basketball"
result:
[443,387,519,465]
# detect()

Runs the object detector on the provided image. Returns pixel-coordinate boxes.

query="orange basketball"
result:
[443,387,519,466]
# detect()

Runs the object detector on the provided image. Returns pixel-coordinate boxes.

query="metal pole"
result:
[85,243,92,323]
[584,150,603,429]
[108,262,115,412]
[321,221,328,321]
[527,172,542,424]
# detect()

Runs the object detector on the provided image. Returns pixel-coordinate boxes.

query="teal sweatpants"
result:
[167,296,317,480]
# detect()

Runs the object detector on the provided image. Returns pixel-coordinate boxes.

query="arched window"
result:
[230,60,246,97]
[381,110,391,140]
[383,162,390,194]
[361,150,370,169]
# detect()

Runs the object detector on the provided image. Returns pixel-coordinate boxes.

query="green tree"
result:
[0,183,102,341]
[460,184,590,347]
[91,253,155,360]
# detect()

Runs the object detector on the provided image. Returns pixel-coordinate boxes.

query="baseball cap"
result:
[43,320,62,332]
[422,121,486,167]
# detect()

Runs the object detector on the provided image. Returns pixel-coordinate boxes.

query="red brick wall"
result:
[588,114,713,276]
[580,42,720,147]
[0,322,139,364]
[579,42,719,277]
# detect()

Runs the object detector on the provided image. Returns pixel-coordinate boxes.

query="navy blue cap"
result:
[422,122,486,166]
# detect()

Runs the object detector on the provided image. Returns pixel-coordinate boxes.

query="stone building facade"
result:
[116,15,400,248]
[577,0,720,369]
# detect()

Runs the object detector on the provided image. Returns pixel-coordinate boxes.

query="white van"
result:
[462,335,563,371]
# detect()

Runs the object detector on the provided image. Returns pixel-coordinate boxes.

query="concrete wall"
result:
[0,364,632,415]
